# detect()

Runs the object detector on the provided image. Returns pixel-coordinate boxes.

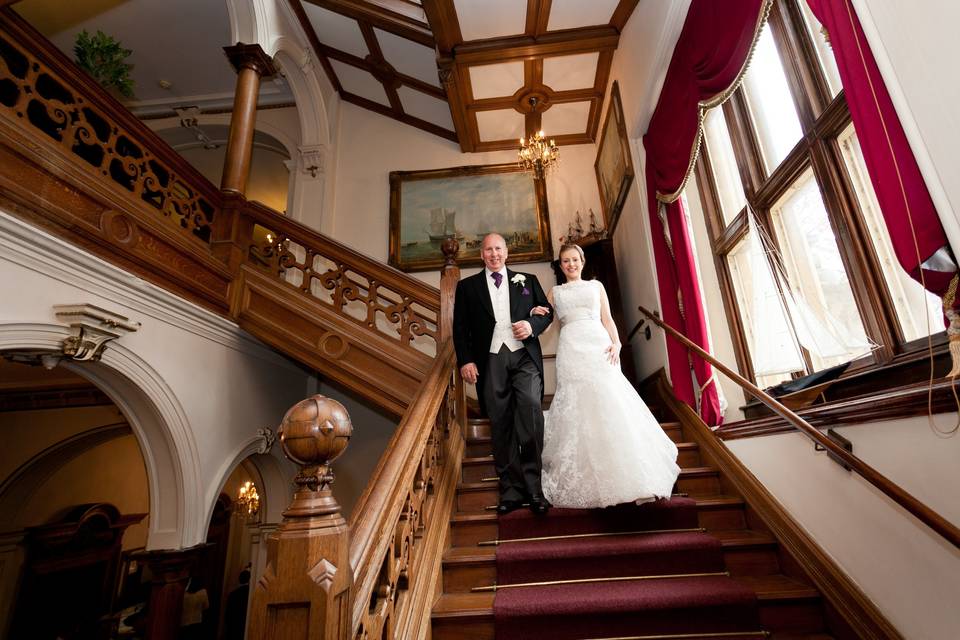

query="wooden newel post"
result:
[247,395,354,640]
[220,44,276,196]
[439,237,460,341]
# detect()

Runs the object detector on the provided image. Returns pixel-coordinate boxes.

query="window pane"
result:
[799,1,843,99]
[727,228,804,388]
[838,125,943,342]
[770,169,871,370]
[703,107,747,226]
[742,24,804,173]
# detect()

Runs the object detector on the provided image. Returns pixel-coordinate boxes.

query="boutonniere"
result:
[511,273,530,295]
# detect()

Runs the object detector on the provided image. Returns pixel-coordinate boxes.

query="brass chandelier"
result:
[517,96,558,179]
[518,129,559,179]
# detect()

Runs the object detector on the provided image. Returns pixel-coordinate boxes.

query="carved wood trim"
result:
[0,384,112,412]
[646,370,903,640]
[348,341,464,637]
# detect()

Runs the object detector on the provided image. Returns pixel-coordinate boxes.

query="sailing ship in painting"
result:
[428,207,462,244]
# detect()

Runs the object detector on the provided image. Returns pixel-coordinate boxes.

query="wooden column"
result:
[220,44,276,196]
[247,395,354,640]
[439,237,461,341]
[132,545,208,640]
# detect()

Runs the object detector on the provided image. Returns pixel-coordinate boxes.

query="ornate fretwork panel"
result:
[250,223,440,356]
[0,31,217,242]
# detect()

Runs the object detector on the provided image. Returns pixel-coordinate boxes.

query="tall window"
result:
[694,0,943,390]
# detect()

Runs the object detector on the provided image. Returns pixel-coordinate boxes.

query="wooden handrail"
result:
[638,305,960,549]
[348,338,460,636]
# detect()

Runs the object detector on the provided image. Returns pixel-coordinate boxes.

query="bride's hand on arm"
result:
[598,283,622,365]
[604,342,621,365]
[530,306,550,316]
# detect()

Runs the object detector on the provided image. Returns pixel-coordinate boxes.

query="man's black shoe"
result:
[529,496,550,515]
[496,500,523,515]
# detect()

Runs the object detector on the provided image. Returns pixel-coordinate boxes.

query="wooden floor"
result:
[431,415,845,640]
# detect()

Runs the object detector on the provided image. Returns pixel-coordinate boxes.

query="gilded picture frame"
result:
[389,163,552,272]
[594,81,635,235]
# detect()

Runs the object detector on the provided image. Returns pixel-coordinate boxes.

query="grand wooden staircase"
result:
[3,9,944,639]
[431,409,845,640]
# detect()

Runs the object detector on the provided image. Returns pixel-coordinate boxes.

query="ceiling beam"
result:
[302,0,434,46]
[421,0,462,53]
[341,92,458,142]
[610,0,641,31]
[450,26,620,64]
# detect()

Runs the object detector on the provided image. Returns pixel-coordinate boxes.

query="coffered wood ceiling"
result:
[292,0,639,151]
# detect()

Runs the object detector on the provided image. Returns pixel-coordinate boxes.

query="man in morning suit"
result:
[452,233,554,515]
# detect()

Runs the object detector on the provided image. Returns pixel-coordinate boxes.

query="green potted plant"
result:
[74,29,135,98]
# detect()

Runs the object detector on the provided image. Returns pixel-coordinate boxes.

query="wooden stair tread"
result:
[462,443,697,463]
[432,591,494,617]
[737,574,820,600]
[451,494,744,520]
[458,466,718,492]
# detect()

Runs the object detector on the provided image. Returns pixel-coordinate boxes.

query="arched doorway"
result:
[0,356,151,638]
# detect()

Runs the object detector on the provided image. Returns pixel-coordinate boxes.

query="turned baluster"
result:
[246,395,354,639]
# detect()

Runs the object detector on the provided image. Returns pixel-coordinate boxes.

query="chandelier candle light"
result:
[518,129,559,179]
[236,480,260,517]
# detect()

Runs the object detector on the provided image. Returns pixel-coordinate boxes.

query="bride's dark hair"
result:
[559,243,585,264]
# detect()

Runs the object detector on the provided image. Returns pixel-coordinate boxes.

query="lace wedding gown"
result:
[542,279,680,508]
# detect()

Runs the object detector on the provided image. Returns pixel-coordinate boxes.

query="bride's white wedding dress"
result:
[542,279,680,508]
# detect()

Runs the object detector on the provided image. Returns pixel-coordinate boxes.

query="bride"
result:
[533,243,680,509]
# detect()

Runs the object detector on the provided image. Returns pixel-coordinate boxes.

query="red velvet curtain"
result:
[643,0,768,425]
[805,0,956,306]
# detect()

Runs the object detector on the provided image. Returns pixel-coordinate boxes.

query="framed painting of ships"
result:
[388,163,552,272]
[594,81,634,236]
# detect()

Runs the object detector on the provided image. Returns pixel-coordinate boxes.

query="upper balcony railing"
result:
[0,11,222,244]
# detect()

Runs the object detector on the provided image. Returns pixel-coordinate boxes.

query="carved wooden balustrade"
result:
[348,339,464,639]
[0,8,442,415]
[232,202,441,415]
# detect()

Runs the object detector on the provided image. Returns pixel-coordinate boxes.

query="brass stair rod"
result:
[638,305,960,550]
[478,527,705,546]
[472,571,729,592]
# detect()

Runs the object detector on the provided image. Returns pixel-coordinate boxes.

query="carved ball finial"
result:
[278,395,352,487]
[441,236,460,267]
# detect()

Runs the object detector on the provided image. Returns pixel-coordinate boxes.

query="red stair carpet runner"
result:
[493,499,763,640]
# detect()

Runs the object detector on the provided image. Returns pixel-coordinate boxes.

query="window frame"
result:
[694,0,946,403]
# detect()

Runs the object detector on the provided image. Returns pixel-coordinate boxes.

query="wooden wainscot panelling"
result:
[647,370,903,640]
[232,265,432,417]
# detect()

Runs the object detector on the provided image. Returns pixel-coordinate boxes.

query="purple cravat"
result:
[491,271,503,288]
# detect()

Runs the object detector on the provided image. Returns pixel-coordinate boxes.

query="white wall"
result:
[728,415,960,640]
[328,101,601,288]
[600,0,691,382]
[852,0,960,256]
[0,210,312,549]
